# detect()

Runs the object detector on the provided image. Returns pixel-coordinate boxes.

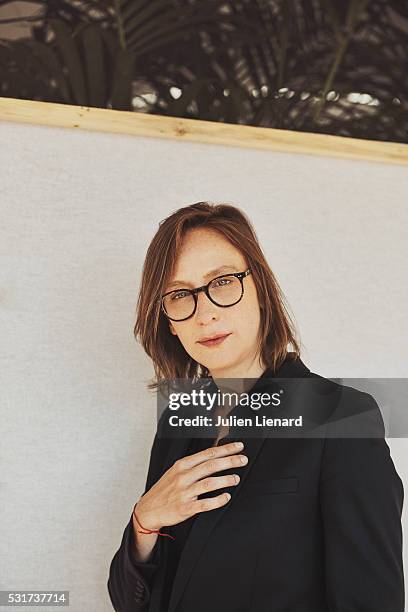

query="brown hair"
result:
[134,202,301,391]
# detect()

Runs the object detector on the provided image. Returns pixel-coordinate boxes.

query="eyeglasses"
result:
[160,267,252,322]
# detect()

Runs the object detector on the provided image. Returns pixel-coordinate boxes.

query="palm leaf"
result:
[49,18,87,105]
[82,23,106,106]
[19,38,71,102]
[110,48,134,110]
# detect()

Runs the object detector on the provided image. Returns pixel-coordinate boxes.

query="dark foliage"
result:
[0,0,406,142]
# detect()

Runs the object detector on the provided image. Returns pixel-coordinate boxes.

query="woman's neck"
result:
[210,354,267,410]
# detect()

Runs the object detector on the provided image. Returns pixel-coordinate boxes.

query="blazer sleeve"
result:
[320,393,404,611]
[107,512,163,611]
[107,411,172,612]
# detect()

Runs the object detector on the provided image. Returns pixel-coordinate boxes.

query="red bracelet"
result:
[133,504,176,541]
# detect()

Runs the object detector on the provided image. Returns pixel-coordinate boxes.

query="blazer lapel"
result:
[165,353,311,612]
[167,433,267,612]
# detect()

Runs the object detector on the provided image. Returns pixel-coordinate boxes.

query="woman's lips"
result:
[198,333,231,347]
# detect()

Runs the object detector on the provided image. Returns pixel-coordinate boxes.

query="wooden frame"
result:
[1,96,407,166]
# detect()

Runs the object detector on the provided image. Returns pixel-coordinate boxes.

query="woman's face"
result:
[165,227,263,377]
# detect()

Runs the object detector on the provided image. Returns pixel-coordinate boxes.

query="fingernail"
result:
[235,442,244,449]
[240,455,248,464]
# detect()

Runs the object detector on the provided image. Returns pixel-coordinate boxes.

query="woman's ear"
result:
[169,322,177,336]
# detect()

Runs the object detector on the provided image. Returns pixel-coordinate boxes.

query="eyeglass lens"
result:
[163,275,242,320]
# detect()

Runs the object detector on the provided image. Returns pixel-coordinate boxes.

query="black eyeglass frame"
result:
[159,267,252,322]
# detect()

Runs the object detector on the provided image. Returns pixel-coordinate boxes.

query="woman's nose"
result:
[194,290,219,322]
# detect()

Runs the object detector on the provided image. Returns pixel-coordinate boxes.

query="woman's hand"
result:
[135,441,248,531]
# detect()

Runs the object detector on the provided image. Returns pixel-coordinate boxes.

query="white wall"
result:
[1,119,407,610]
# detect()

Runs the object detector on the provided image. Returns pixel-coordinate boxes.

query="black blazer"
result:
[108,355,405,611]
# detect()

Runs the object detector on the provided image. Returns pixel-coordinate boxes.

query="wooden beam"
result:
[1,96,407,166]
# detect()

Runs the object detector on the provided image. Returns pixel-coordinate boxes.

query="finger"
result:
[194,492,232,514]
[191,474,240,498]
[187,452,248,486]
[177,441,244,471]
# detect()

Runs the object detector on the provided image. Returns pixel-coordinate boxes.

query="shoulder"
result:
[311,379,401,489]
[296,369,396,475]
[299,369,386,438]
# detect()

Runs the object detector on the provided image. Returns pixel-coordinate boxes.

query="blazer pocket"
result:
[240,476,298,498]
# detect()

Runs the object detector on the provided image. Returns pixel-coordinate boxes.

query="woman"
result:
[107,202,404,612]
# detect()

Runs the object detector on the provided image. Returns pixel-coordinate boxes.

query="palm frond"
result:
[0,0,406,142]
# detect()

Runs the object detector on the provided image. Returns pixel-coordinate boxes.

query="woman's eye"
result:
[171,291,188,300]
[213,278,230,287]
